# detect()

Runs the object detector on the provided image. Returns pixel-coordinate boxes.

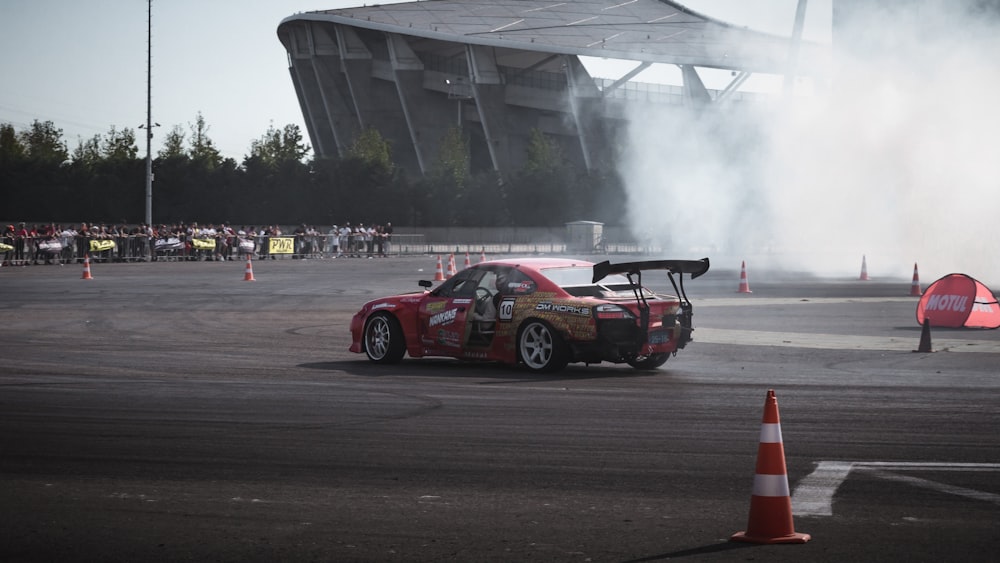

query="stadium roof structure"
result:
[278,0,827,176]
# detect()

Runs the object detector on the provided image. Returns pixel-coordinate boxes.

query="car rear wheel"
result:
[518,320,568,373]
[363,313,405,364]
[627,353,669,370]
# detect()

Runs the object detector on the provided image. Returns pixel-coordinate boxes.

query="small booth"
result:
[565,221,604,253]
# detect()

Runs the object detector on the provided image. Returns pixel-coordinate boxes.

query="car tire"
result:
[517,319,568,373]
[363,313,405,364]
[627,353,669,370]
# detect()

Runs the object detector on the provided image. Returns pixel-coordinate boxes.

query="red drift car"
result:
[350,257,710,372]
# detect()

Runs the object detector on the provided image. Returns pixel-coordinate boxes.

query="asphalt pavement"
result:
[1,256,997,562]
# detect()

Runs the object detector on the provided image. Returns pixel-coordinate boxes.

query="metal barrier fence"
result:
[0,234,426,265]
[2,231,657,266]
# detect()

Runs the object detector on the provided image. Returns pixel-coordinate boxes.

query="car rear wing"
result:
[592,258,710,351]
[591,258,710,284]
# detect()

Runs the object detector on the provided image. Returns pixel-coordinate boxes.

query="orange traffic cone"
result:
[447,254,457,278]
[81,254,93,280]
[243,256,256,281]
[737,261,752,294]
[463,252,471,269]
[433,256,445,281]
[859,255,870,281]
[479,249,486,263]
[909,263,921,296]
[731,389,810,545]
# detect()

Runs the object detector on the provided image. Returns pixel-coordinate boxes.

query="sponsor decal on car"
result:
[371,302,396,310]
[424,301,447,313]
[436,329,461,347]
[535,302,591,316]
[430,308,459,327]
[498,297,516,322]
[506,281,536,294]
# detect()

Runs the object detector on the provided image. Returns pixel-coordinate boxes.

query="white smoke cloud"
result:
[618,2,1000,285]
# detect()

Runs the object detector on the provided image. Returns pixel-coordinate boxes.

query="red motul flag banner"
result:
[916,273,1000,329]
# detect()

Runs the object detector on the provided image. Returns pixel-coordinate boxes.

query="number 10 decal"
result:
[498,297,515,322]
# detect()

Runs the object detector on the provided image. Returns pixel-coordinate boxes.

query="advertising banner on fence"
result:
[89,239,116,252]
[191,238,216,251]
[269,237,294,255]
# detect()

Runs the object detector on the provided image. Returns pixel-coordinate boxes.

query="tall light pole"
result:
[143,0,153,226]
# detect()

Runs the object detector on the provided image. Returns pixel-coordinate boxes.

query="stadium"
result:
[276,0,828,179]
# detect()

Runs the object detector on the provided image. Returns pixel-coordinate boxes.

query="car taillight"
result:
[594,304,634,320]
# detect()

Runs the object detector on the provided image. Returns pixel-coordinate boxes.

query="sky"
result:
[0,0,830,161]
[617,1,1000,283]
[4,1,998,285]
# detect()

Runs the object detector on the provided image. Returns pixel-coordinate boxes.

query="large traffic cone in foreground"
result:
[81,254,93,280]
[433,256,445,281]
[914,318,934,353]
[731,389,811,545]
[910,263,922,296]
[243,256,256,281]
[859,255,870,281]
[447,253,457,278]
[737,261,752,294]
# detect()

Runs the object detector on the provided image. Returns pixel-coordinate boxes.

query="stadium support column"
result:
[466,45,510,178]
[280,22,336,159]
[680,65,712,106]
[308,23,355,158]
[564,56,604,171]
[334,24,370,132]
[387,33,452,176]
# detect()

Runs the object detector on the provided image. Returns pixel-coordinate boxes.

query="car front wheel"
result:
[518,320,568,373]
[363,313,405,363]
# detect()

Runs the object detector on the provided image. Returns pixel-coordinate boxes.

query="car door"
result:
[417,269,479,355]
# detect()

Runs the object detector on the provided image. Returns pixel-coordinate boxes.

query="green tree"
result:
[158,124,186,160]
[505,128,575,226]
[101,125,138,161]
[347,127,393,173]
[71,135,102,168]
[462,171,509,227]
[422,126,470,225]
[188,112,221,168]
[334,128,397,222]
[0,123,26,164]
[246,122,310,167]
[18,119,68,164]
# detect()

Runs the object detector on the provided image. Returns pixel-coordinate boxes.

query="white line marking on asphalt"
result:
[691,297,1000,352]
[695,297,917,307]
[792,461,1000,516]
[695,328,1000,353]
[857,468,1000,505]
[791,461,854,516]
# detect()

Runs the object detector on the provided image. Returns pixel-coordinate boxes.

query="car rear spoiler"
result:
[591,258,710,284]
[592,258,710,351]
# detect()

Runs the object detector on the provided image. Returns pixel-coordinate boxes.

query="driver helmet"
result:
[495,272,508,293]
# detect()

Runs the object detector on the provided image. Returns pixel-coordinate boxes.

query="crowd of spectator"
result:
[1,221,395,266]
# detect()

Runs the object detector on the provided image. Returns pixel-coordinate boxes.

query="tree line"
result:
[0,115,627,228]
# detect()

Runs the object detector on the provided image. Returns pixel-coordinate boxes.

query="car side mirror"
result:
[419,280,433,289]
